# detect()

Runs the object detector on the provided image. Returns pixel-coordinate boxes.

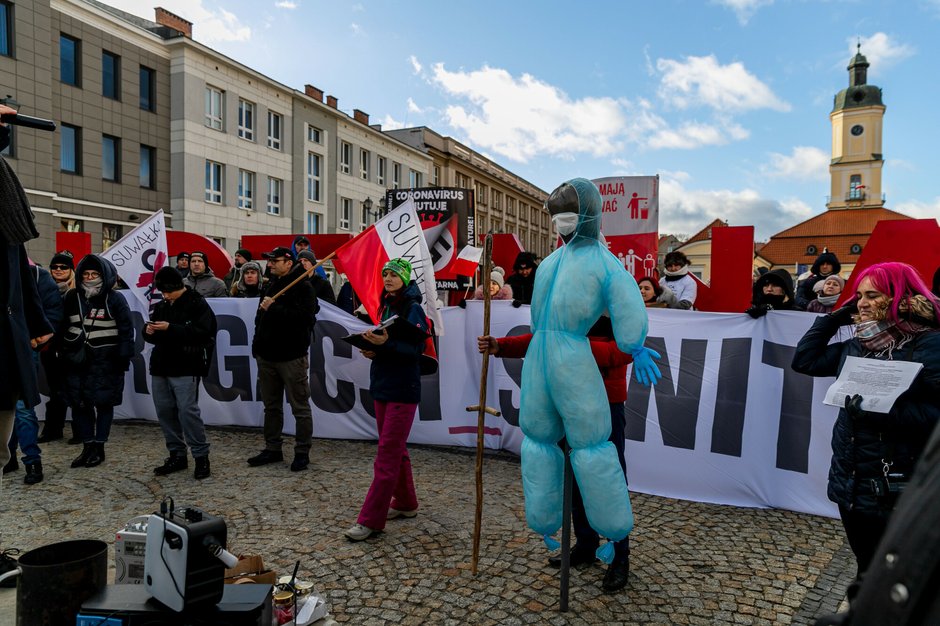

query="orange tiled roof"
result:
[682,219,728,245]
[760,207,911,265]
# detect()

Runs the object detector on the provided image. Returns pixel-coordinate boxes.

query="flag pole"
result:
[465,234,500,575]
[269,250,337,301]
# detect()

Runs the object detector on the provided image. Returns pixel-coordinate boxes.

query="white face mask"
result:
[552,212,579,236]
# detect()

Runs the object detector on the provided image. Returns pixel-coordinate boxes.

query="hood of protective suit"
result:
[545,177,601,244]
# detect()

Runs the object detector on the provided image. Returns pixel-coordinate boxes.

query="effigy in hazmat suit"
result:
[520,178,661,561]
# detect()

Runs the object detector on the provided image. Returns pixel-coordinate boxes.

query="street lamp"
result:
[364,196,389,222]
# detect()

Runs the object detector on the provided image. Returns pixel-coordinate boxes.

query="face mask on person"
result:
[552,213,578,237]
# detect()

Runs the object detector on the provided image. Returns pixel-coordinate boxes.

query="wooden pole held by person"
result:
[269,250,337,301]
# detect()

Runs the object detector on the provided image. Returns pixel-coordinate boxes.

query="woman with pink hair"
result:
[792,262,940,587]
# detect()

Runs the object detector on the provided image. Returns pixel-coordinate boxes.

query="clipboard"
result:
[341,315,398,350]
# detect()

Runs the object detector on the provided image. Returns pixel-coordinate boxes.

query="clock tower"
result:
[828,45,886,210]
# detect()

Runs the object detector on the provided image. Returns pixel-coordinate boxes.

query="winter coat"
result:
[792,314,940,515]
[144,288,217,377]
[472,284,514,301]
[369,281,430,404]
[60,255,135,408]
[234,261,264,298]
[184,268,228,298]
[0,244,53,409]
[252,263,318,362]
[307,274,336,305]
[796,252,841,309]
[806,298,835,314]
[506,271,536,305]
[33,266,64,332]
[749,268,797,311]
[660,273,697,309]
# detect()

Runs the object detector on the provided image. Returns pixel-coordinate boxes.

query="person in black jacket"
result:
[344,258,431,542]
[248,247,318,471]
[144,267,218,480]
[792,261,940,585]
[39,250,79,443]
[298,249,336,305]
[505,251,538,305]
[796,250,841,310]
[745,268,798,317]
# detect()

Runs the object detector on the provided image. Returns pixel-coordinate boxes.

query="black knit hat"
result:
[235,248,252,261]
[155,266,185,293]
[50,250,75,270]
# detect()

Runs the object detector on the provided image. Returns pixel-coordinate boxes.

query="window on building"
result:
[102,51,120,100]
[849,174,864,200]
[61,218,83,232]
[267,111,282,150]
[408,170,423,188]
[455,173,471,188]
[60,124,80,174]
[238,169,255,210]
[377,157,386,186]
[139,65,155,111]
[0,2,12,57]
[806,245,818,256]
[267,177,282,215]
[850,243,862,255]
[492,190,501,211]
[101,134,119,182]
[140,144,155,189]
[339,141,351,174]
[238,99,255,141]
[60,34,80,86]
[433,165,441,186]
[506,197,516,217]
[307,152,321,202]
[205,86,223,130]
[306,212,321,234]
[519,202,527,222]
[205,160,222,203]
[307,125,322,143]
[475,182,487,206]
[360,201,370,232]
[393,162,402,189]
[102,224,122,250]
[360,149,370,180]
[340,198,351,230]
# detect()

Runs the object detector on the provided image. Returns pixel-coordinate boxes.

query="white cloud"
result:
[104,0,251,43]
[659,178,816,240]
[849,33,914,76]
[409,55,423,75]
[406,98,423,114]
[762,146,830,180]
[893,198,940,220]
[274,1,297,8]
[380,114,406,131]
[648,120,749,150]
[350,22,362,35]
[429,63,629,162]
[713,0,773,25]
[656,54,790,112]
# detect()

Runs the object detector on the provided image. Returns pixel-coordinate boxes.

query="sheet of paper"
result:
[823,356,924,414]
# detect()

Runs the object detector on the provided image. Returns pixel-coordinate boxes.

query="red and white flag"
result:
[451,245,483,277]
[334,198,443,335]
[99,210,169,314]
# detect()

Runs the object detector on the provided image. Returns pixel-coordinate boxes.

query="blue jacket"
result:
[792,314,940,514]
[369,281,429,404]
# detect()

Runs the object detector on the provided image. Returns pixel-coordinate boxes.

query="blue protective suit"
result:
[520,178,650,543]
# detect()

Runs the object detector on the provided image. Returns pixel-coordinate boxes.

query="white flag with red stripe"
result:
[99,209,169,315]
[451,245,483,277]
[334,198,443,335]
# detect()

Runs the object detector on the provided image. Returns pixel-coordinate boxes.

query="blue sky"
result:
[110,0,940,240]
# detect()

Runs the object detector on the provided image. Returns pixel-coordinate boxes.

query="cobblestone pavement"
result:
[0,422,853,625]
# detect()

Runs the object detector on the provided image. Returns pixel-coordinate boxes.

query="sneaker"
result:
[386,508,418,520]
[344,524,377,541]
[24,461,43,485]
[247,450,283,467]
[290,455,309,472]
[154,455,188,476]
[0,549,20,588]
[194,456,210,480]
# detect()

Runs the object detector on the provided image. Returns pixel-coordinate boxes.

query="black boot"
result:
[194,456,210,480]
[2,456,17,474]
[38,429,63,443]
[154,454,188,476]
[71,443,94,468]
[601,557,630,593]
[548,543,599,569]
[24,461,44,485]
[84,442,105,468]
[290,453,309,472]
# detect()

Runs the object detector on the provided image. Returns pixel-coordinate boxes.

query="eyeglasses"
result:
[50,264,70,270]
[82,271,101,279]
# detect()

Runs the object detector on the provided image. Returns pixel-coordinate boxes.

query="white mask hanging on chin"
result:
[552,212,578,236]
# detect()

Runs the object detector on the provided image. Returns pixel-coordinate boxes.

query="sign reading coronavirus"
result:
[592,176,659,280]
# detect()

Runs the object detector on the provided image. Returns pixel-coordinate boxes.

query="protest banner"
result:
[98,210,168,314]
[592,176,660,281]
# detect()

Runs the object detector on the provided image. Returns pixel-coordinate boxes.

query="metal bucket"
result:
[6,539,108,625]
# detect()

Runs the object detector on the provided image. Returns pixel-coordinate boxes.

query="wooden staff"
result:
[465,235,501,575]
[269,250,337,301]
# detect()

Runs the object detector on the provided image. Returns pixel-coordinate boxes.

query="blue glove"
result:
[631,346,662,386]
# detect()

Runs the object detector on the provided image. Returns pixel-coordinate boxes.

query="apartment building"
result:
[385,127,551,259]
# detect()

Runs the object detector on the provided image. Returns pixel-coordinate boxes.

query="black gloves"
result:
[844,394,864,420]
[828,297,859,326]
[511,299,523,308]
[676,300,693,310]
[745,304,771,319]
[458,299,467,309]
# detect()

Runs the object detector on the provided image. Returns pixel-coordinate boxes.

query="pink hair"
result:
[852,262,940,323]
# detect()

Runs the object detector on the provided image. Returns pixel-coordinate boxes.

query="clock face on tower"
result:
[851,124,864,136]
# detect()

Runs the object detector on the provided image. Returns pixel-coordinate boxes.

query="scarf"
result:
[855,295,936,358]
[0,155,39,244]
[663,265,689,281]
[816,293,840,307]
[82,277,103,299]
